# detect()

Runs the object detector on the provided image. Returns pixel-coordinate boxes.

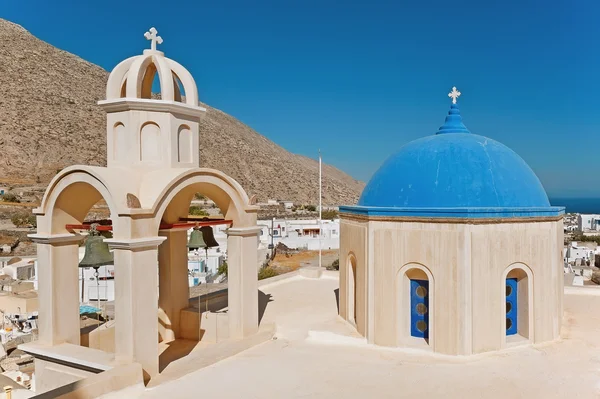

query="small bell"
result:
[187,227,207,250]
[199,226,219,248]
[79,225,114,268]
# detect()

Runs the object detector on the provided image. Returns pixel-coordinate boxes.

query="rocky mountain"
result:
[0,19,364,205]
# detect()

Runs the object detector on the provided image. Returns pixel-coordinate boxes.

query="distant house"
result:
[2,258,36,281]
[565,241,595,266]
[256,218,340,250]
[279,200,294,209]
[577,214,600,232]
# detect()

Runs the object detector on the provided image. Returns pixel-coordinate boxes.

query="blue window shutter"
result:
[506,278,518,336]
[410,279,429,338]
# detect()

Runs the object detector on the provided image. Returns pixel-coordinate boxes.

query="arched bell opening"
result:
[186,192,227,277]
[37,175,121,355]
[140,63,159,100]
[152,172,257,374]
[172,73,186,103]
[396,263,434,350]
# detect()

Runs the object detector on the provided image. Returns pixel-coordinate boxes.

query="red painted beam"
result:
[178,217,225,222]
[159,220,233,230]
[66,219,233,232]
[65,224,113,232]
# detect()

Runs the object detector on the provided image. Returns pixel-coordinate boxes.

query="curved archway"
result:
[149,169,255,231]
[38,168,122,235]
[33,169,125,351]
[148,168,259,360]
[166,59,199,106]
[105,56,137,100]
[396,263,435,350]
[124,53,175,101]
[346,253,357,325]
[501,263,534,345]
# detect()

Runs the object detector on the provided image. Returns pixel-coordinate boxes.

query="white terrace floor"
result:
[142,273,600,399]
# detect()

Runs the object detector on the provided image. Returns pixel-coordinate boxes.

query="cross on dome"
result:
[448,86,461,104]
[437,86,469,134]
[144,27,163,51]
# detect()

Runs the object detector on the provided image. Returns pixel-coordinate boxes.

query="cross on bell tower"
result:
[144,27,163,51]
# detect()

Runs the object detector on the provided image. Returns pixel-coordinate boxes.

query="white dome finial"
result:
[144,27,163,51]
[448,86,461,105]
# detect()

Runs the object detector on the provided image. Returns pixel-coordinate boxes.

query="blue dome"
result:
[359,133,550,208]
[357,103,552,210]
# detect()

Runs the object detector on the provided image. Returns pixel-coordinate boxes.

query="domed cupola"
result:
[98,27,206,170]
[347,87,562,219]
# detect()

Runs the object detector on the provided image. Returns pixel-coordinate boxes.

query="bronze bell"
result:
[199,226,219,248]
[79,226,114,268]
[187,227,206,250]
[187,226,219,250]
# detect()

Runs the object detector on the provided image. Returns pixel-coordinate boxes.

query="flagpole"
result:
[319,149,322,268]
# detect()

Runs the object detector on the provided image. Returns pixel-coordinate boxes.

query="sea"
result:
[549,198,600,214]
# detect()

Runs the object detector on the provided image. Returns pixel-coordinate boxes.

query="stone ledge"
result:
[28,233,84,245]
[148,323,276,387]
[226,226,262,237]
[258,270,301,287]
[98,98,206,118]
[299,266,323,279]
[104,236,166,250]
[19,342,115,373]
[33,362,144,399]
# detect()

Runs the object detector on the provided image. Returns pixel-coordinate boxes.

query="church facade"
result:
[339,88,564,355]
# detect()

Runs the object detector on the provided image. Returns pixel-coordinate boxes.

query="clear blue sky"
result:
[2,0,598,197]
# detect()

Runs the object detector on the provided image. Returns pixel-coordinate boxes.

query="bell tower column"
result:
[29,233,83,346]
[226,227,262,339]
[105,236,166,380]
[157,228,189,341]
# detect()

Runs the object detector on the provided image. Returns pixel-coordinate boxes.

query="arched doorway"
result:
[347,254,357,325]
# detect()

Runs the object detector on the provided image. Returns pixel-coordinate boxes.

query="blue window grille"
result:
[410,279,429,338]
[506,278,518,336]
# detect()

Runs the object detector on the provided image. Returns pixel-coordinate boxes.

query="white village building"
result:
[256,218,340,250]
[577,213,600,232]
[564,241,595,265]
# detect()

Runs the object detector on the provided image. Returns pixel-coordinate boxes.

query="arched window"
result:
[347,255,357,325]
[177,125,192,163]
[397,264,434,348]
[140,122,161,162]
[505,278,518,336]
[113,122,127,162]
[410,279,429,339]
[503,265,532,342]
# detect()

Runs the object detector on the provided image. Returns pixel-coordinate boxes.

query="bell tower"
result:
[98,27,206,170]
